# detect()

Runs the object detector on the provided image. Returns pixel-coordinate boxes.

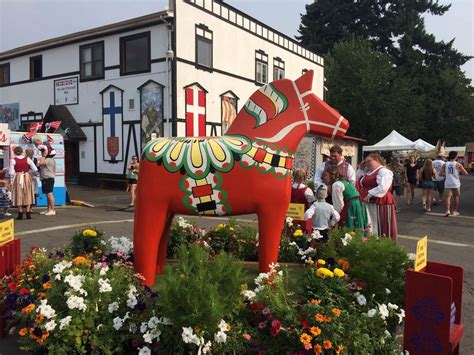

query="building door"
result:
[65,141,80,183]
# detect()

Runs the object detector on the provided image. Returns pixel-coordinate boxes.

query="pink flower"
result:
[361,237,368,242]
[243,333,251,341]
[305,343,312,350]
[258,321,267,329]
[262,307,271,316]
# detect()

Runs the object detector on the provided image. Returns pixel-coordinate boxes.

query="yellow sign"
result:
[415,236,428,271]
[0,218,14,246]
[287,203,305,220]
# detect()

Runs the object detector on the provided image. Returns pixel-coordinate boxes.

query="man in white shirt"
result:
[314,144,356,186]
[440,151,468,216]
[432,153,445,205]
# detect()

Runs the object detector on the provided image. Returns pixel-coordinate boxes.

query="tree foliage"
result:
[299,0,474,145]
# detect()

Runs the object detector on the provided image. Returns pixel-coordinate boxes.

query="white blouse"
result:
[362,166,393,198]
[292,183,316,204]
[9,155,38,176]
[331,181,346,213]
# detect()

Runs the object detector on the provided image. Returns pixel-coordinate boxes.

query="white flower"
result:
[59,316,72,330]
[37,300,56,319]
[388,303,398,310]
[160,317,172,325]
[129,323,137,333]
[311,230,323,240]
[367,309,377,318]
[148,316,160,329]
[398,309,406,324]
[214,330,227,344]
[108,302,119,313]
[138,346,151,355]
[143,332,153,343]
[384,330,391,337]
[108,236,134,255]
[357,294,367,306]
[67,295,87,312]
[44,320,57,331]
[342,233,352,246]
[202,341,212,353]
[98,278,112,293]
[52,261,72,276]
[127,296,138,309]
[241,290,256,301]
[378,304,389,320]
[218,319,228,332]
[407,253,416,261]
[140,322,148,334]
[286,216,294,226]
[113,317,123,330]
[64,274,85,292]
[182,327,201,346]
[385,288,391,295]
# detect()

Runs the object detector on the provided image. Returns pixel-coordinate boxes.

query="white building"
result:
[0,0,357,184]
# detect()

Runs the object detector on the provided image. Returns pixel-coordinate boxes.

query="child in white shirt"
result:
[304,184,340,241]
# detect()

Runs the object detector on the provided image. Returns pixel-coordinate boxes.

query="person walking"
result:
[360,153,397,239]
[314,145,356,186]
[39,155,56,216]
[441,151,468,216]
[126,156,140,207]
[9,146,37,220]
[404,156,418,205]
[419,159,436,212]
[432,153,445,205]
[322,167,367,230]
[387,157,406,211]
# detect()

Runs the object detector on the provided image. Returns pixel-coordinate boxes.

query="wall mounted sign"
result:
[54,77,78,105]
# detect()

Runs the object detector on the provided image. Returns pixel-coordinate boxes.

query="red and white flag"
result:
[29,122,42,133]
[45,120,61,133]
[185,86,206,136]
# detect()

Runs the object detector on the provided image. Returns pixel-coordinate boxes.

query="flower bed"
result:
[0,222,413,353]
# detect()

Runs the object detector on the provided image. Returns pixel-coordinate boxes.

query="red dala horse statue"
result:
[134,70,349,285]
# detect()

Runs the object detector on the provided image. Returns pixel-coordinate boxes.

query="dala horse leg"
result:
[257,205,287,273]
[155,212,175,274]
[133,202,170,286]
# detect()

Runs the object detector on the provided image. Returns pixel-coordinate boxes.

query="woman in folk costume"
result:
[290,168,315,233]
[9,146,38,220]
[360,153,397,239]
[323,167,368,231]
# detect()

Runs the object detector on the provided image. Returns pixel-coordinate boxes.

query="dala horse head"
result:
[134,70,349,285]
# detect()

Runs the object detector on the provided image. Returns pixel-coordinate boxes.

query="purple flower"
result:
[33,327,43,337]
[42,274,50,282]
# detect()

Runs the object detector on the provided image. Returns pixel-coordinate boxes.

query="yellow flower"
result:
[323,340,333,349]
[300,333,313,345]
[317,259,326,265]
[19,328,28,336]
[72,256,89,266]
[336,344,345,354]
[293,229,303,237]
[332,308,341,317]
[333,268,345,278]
[21,304,35,314]
[306,259,314,265]
[314,344,323,354]
[216,223,226,231]
[43,282,52,289]
[316,267,334,278]
[310,326,321,336]
[229,227,235,232]
[82,229,97,237]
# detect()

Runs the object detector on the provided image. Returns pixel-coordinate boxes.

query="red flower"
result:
[270,319,282,336]
[300,320,310,329]
[8,282,18,292]
[357,280,367,289]
[19,288,30,295]
[250,303,262,312]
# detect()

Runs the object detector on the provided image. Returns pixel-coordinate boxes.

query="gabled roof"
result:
[43,105,87,141]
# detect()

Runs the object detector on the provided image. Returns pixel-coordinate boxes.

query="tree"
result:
[325,37,425,143]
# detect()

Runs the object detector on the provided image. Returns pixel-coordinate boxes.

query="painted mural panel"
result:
[140,81,164,145]
[185,84,207,137]
[221,95,237,134]
[294,136,317,179]
[0,103,20,131]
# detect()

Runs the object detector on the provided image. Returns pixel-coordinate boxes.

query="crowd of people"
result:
[292,144,469,241]
[1,137,57,220]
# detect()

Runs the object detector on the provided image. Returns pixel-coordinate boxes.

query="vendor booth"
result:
[0,124,66,206]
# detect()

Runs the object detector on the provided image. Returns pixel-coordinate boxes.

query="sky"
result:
[0,0,472,80]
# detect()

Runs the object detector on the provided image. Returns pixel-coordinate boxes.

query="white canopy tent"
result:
[413,139,436,152]
[362,130,416,152]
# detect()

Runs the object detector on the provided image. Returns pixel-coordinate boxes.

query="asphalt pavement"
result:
[1,177,473,354]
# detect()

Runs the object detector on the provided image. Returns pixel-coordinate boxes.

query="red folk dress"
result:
[360,166,397,239]
[290,183,314,234]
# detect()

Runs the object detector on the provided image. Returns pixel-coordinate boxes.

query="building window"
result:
[120,32,151,76]
[273,57,285,80]
[129,99,135,110]
[0,63,10,86]
[255,50,268,84]
[80,41,104,81]
[30,55,42,80]
[195,24,213,70]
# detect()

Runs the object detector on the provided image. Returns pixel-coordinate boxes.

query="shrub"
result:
[167,217,204,259]
[70,228,104,257]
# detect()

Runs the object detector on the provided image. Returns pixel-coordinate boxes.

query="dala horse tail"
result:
[134,70,349,285]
